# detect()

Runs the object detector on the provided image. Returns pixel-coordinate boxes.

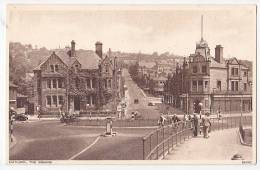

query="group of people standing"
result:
[158,111,212,139]
[158,113,181,126]
[191,112,211,138]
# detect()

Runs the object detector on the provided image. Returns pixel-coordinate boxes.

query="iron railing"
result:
[142,115,252,160]
[142,120,193,160]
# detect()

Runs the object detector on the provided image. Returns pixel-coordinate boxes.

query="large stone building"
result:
[164,18,252,114]
[32,40,123,115]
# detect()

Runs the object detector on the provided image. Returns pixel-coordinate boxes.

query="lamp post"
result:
[249,82,252,112]
[240,91,243,126]
[211,88,216,115]
[186,93,189,115]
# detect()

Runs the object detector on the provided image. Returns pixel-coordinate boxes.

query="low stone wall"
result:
[72,119,158,127]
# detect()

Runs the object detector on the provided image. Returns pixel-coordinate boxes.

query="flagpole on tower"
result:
[201,15,204,41]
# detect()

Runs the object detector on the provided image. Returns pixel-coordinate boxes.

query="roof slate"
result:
[33,49,101,71]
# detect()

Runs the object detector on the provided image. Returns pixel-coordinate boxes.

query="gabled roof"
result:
[33,49,101,71]
[33,55,50,71]
[226,57,240,65]
[239,60,251,70]
[100,54,114,70]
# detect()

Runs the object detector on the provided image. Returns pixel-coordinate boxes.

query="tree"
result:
[128,62,139,80]
[148,78,156,94]
[152,52,158,57]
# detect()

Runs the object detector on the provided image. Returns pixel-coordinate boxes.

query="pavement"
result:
[164,128,253,161]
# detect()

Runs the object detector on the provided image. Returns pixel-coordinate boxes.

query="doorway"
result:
[74,96,80,111]
[193,99,202,113]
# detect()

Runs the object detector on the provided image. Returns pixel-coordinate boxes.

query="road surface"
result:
[122,68,161,119]
[10,120,156,160]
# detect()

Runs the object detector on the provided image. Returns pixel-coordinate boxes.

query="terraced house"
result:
[33,40,123,115]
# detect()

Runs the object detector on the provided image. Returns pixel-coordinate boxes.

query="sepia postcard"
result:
[6,4,256,165]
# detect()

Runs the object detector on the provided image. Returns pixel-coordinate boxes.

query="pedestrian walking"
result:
[218,109,222,120]
[131,112,135,120]
[58,106,62,117]
[158,115,166,127]
[9,108,16,142]
[202,112,211,138]
[192,113,199,137]
[188,114,192,120]
[36,105,41,120]
[172,114,180,124]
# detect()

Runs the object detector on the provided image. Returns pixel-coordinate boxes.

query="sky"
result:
[7,5,256,60]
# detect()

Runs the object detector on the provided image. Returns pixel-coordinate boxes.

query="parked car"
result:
[131,111,142,120]
[134,99,139,104]
[14,114,28,121]
[60,113,79,124]
[148,102,155,106]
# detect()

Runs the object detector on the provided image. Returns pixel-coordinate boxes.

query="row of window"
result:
[47,79,63,89]
[191,80,248,92]
[192,65,207,74]
[46,95,64,107]
[191,66,247,77]
[192,80,208,89]
[46,78,113,90]
[231,68,248,77]
[75,78,112,89]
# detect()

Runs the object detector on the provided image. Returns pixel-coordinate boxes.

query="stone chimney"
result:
[95,41,103,58]
[215,45,224,63]
[71,40,76,57]
[108,48,112,58]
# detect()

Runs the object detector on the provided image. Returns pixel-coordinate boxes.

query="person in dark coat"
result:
[172,114,180,124]
[192,113,199,137]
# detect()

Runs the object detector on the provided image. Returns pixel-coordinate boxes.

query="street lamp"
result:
[211,88,216,114]
[240,91,243,126]
[186,93,189,115]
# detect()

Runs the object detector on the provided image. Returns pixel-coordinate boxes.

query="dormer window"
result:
[231,68,238,76]
[50,65,54,72]
[193,66,198,73]
[55,65,59,72]
[50,64,58,72]
[75,64,79,73]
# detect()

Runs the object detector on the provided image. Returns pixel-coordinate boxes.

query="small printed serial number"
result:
[242,160,252,164]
